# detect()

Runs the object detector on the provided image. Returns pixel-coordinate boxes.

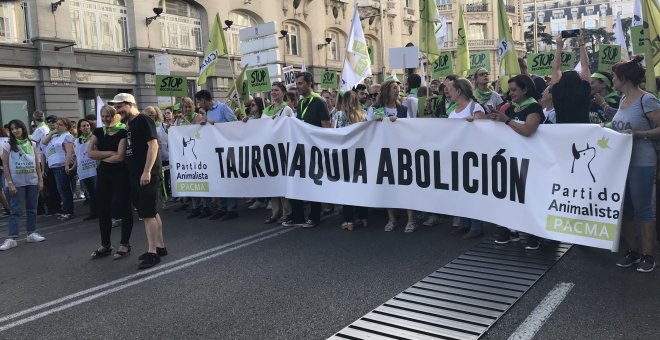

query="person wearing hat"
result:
[109,93,166,270]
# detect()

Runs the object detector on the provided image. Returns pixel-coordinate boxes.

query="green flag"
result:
[497,0,520,92]
[199,13,229,85]
[455,8,470,77]
[420,0,440,62]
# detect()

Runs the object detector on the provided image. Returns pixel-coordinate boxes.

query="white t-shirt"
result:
[486,92,504,108]
[31,124,49,156]
[543,107,556,124]
[44,133,74,167]
[367,106,398,121]
[74,138,97,180]
[402,95,419,118]
[449,100,484,119]
[2,141,39,187]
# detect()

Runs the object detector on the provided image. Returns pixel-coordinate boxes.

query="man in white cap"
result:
[108,93,166,270]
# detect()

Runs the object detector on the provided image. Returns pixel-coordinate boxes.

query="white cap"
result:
[108,93,136,105]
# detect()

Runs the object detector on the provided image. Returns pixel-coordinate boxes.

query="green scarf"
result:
[372,106,386,119]
[16,138,33,155]
[512,97,538,112]
[103,122,126,135]
[155,120,163,125]
[474,85,494,105]
[446,102,458,114]
[604,91,619,105]
[263,101,286,117]
[78,132,92,144]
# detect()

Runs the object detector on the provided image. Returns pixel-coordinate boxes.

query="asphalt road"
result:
[0,201,658,339]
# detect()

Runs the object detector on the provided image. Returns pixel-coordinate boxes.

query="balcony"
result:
[470,39,496,48]
[437,4,452,11]
[439,41,456,48]
[465,2,488,12]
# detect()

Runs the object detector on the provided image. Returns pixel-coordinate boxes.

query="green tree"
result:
[524,21,554,53]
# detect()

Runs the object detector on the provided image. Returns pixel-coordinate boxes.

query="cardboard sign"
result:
[631,26,645,55]
[469,51,490,74]
[559,52,576,71]
[282,66,296,88]
[527,52,554,76]
[598,44,621,70]
[389,46,420,69]
[320,70,338,89]
[247,67,271,93]
[155,75,188,97]
[431,52,454,78]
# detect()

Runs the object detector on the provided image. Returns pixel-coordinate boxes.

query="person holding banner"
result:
[262,82,291,119]
[609,56,660,272]
[282,72,331,228]
[489,75,545,250]
[334,91,369,230]
[87,105,134,260]
[74,118,97,221]
[367,79,408,121]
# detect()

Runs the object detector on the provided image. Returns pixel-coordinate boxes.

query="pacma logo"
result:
[182,132,201,159]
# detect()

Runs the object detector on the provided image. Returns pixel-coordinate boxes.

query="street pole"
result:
[533,0,538,53]
[379,0,386,83]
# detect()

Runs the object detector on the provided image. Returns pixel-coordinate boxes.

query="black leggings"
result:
[96,166,133,246]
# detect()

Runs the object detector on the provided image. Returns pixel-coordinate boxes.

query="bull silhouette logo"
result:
[571,143,596,183]
[182,137,197,159]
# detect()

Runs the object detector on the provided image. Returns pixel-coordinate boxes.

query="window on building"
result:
[284,23,299,56]
[436,0,452,5]
[405,0,414,8]
[158,0,202,51]
[600,19,607,27]
[70,0,128,52]
[327,31,339,61]
[227,11,259,55]
[584,19,596,28]
[467,23,486,40]
[445,22,453,44]
[615,6,622,15]
[0,1,30,44]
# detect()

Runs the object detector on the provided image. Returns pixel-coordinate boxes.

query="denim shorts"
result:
[622,166,656,223]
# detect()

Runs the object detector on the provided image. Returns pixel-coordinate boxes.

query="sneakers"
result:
[111,219,122,228]
[384,220,396,232]
[302,219,318,228]
[404,222,418,233]
[636,255,656,273]
[26,233,46,243]
[0,238,17,251]
[137,253,160,270]
[186,208,201,219]
[248,201,266,210]
[494,231,521,244]
[58,214,73,221]
[524,237,541,250]
[138,247,168,260]
[281,219,303,227]
[422,215,441,226]
[616,250,641,268]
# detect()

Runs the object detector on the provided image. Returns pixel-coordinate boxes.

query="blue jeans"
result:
[460,217,482,233]
[217,197,237,213]
[51,166,74,215]
[5,185,38,237]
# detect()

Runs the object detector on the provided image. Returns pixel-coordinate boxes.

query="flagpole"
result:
[223,22,242,117]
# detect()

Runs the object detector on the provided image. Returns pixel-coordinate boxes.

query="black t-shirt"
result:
[552,81,591,124]
[505,102,545,123]
[297,94,330,127]
[92,127,128,171]
[126,114,161,176]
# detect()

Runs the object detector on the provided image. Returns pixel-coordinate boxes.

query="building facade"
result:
[522,0,635,52]
[0,0,525,125]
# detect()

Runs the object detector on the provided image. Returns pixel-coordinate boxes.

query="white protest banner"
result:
[169,119,631,251]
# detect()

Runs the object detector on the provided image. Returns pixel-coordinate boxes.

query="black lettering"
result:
[263,144,278,176]
[491,149,507,199]
[377,148,395,185]
[324,149,340,182]
[463,152,478,193]
[215,147,225,177]
[278,142,289,175]
[238,146,249,178]
[309,146,323,185]
[342,149,350,182]
[226,147,238,178]
[415,150,430,188]
[509,157,529,203]
[288,143,306,178]
[481,153,489,196]
[251,145,265,177]
[353,148,367,183]
[398,148,413,186]
[433,150,449,190]
[451,151,459,191]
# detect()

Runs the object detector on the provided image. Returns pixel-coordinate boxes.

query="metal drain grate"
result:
[329,239,572,340]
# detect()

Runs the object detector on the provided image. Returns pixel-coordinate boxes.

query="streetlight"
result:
[279,30,289,67]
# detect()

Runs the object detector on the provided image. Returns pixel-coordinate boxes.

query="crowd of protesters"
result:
[0,33,658,273]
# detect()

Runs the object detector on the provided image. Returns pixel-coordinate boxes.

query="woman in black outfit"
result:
[88,105,133,259]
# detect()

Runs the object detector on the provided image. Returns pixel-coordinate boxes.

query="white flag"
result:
[340,3,372,91]
[96,96,104,128]
[633,0,643,26]
[301,61,306,73]
[614,12,629,60]
[435,16,447,48]
[419,57,427,87]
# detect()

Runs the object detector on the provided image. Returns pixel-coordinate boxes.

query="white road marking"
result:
[507,282,575,340]
[0,226,293,331]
